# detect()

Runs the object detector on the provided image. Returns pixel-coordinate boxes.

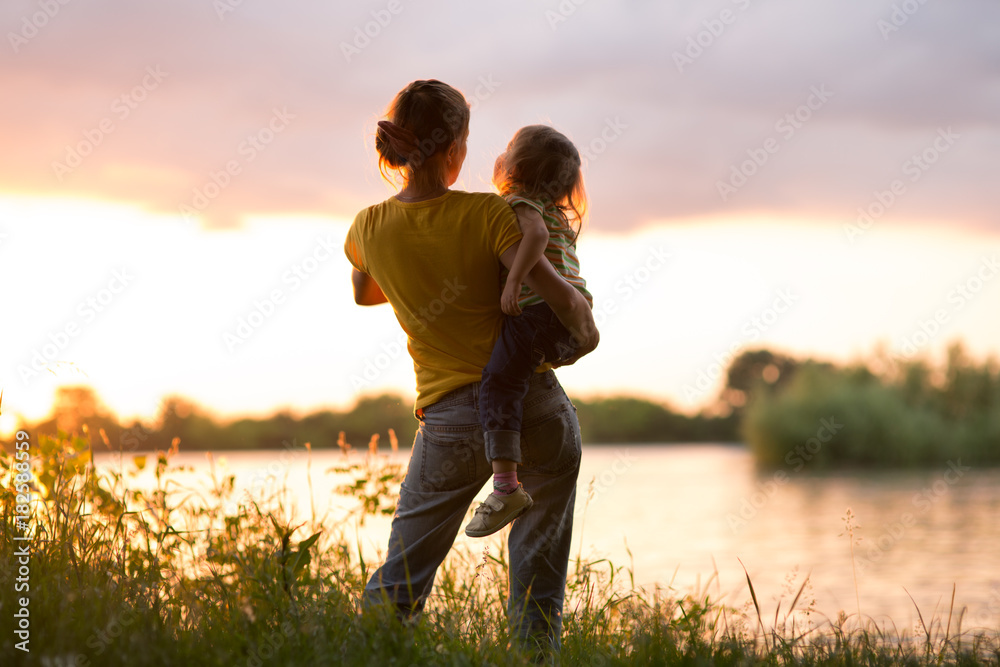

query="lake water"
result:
[94,444,1000,632]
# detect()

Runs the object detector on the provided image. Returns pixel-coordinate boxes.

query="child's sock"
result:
[493,470,518,495]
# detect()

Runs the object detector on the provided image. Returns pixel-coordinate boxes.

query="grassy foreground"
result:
[1,432,998,666]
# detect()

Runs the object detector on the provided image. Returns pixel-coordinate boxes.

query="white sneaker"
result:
[464,485,533,538]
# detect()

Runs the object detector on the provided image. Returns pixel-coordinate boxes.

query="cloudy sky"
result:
[2,0,999,429]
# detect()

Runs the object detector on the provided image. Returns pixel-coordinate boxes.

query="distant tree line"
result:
[22,390,420,454]
[10,342,999,467]
[15,388,738,454]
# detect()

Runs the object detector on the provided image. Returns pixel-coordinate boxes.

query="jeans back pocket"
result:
[416,425,484,492]
[519,403,582,476]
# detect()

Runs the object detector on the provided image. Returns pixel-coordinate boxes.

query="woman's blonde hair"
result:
[375,80,470,190]
[494,125,587,241]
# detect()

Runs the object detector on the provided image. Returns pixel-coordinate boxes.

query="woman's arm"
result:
[352,268,388,305]
[501,205,549,316]
[500,242,599,364]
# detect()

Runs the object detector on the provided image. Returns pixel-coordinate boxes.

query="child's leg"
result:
[479,303,573,460]
[481,339,532,497]
[479,313,543,471]
[488,303,575,499]
[491,458,518,496]
[466,313,544,537]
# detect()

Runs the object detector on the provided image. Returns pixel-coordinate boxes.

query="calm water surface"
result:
[95,444,1000,630]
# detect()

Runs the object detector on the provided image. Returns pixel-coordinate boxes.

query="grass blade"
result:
[904,586,930,644]
[788,570,811,616]
[738,557,767,650]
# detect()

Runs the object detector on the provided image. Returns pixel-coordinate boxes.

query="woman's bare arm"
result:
[352,268,388,305]
[499,242,599,364]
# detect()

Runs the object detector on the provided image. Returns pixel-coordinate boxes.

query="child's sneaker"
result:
[464,484,533,538]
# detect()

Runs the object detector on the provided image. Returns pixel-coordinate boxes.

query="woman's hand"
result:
[554,294,599,366]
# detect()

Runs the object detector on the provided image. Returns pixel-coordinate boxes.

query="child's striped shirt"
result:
[505,193,593,308]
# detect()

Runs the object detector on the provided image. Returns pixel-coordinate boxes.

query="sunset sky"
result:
[2,0,999,433]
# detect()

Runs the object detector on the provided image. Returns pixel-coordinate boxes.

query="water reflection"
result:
[94,444,1000,630]
[569,445,1000,630]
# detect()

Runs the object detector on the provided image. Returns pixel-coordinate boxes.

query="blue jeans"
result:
[479,303,578,463]
[363,369,581,650]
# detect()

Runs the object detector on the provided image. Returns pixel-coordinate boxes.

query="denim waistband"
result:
[421,369,558,416]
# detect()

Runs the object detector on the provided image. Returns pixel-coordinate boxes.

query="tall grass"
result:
[1,432,998,665]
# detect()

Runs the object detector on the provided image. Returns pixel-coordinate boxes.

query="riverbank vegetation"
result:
[18,385,739,453]
[742,344,1000,469]
[10,342,999,469]
[2,433,998,665]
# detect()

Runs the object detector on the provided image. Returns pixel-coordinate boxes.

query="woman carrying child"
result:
[344,79,598,654]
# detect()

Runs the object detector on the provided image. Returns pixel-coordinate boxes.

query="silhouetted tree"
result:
[718,349,799,418]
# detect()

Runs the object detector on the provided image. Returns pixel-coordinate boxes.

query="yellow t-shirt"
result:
[344,191,522,410]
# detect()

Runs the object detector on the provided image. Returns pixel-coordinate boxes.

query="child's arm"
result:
[501,204,549,316]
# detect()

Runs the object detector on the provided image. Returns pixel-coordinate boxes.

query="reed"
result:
[1,432,997,665]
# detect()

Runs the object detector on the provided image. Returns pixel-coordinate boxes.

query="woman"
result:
[344,79,598,653]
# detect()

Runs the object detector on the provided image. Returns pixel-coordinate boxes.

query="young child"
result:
[464,125,593,538]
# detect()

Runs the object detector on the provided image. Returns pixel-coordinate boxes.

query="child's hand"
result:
[501,283,522,316]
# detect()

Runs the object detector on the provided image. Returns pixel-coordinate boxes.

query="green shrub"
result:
[743,345,1000,469]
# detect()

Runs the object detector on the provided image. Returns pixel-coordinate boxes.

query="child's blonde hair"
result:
[375,80,470,191]
[494,125,587,241]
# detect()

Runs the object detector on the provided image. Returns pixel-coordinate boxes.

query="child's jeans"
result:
[479,303,577,464]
